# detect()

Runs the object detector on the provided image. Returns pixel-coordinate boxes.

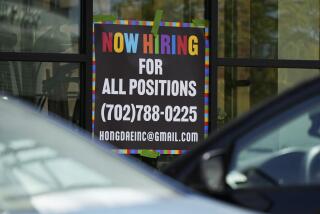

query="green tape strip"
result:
[192,19,209,27]
[151,10,163,37]
[155,35,159,54]
[139,150,160,159]
[93,14,117,22]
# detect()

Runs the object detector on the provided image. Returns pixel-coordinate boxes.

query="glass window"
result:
[218,0,320,60]
[0,0,80,53]
[227,97,320,189]
[93,0,205,22]
[0,61,80,123]
[218,67,320,127]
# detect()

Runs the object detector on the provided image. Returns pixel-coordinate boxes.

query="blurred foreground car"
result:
[164,77,320,213]
[0,97,253,214]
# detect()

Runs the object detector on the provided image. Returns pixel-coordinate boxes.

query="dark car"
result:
[164,77,320,213]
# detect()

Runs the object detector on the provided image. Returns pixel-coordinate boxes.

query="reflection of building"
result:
[0,0,80,123]
[0,0,319,167]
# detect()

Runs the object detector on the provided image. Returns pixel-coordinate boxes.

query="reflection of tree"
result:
[222,0,320,125]
[278,0,319,59]
[249,1,278,107]
[250,68,277,105]
[221,0,278,58]
[99,0,205,22]
[251,0,277,58]
[223,0,319,59]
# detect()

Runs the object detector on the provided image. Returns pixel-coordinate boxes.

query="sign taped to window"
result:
[92,20,209,153]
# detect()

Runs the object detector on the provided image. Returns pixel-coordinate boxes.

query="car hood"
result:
[7,188,255,214]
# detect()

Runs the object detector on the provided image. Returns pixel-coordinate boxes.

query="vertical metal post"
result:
[80,0,93,132]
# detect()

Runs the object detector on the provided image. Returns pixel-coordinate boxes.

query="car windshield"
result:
[233,98,320,170]
[228,96,320,189]
[0,99,178,213]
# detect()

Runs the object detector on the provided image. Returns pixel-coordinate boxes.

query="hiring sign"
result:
[92,20,209,152]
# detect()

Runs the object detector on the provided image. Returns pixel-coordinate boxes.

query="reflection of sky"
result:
[31,188,156,214]
[266,11,277,19]
[0,139,113,197]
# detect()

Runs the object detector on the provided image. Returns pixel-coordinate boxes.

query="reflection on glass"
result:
[0,106,176,213]
[218,0,320,60]
[218,67,320,127]
[93,0,205,22]
[230,98,320,188]
[0,61,80,123]
[0,0,80,53]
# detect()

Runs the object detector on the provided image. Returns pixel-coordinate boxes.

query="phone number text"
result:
[100,104,198,123]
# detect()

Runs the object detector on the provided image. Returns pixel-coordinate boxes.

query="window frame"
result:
[0,0,93,131]
[209,0,320,133]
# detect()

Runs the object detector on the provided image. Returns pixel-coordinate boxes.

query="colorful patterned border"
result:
[92,20,209,155]
[204,27,209,139]
[92,27,96,136]
[93,20,207,28]
[113,149,188,155]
